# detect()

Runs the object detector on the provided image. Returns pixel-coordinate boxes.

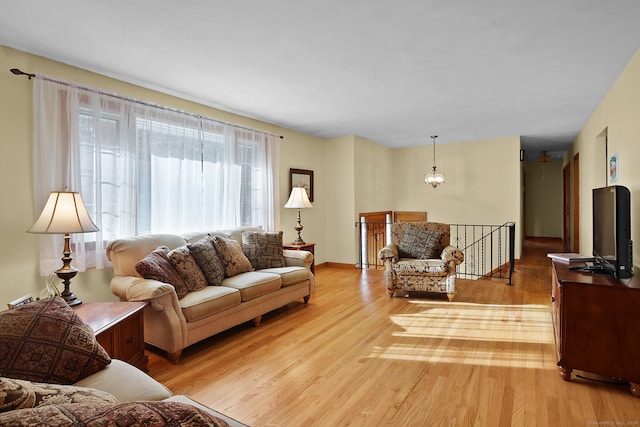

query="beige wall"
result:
[523,160,563,238]
[323,136,357,264]
[569,48,640,273]
[392,136,522,225]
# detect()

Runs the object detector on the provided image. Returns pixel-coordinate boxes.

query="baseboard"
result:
[316,262,356,270]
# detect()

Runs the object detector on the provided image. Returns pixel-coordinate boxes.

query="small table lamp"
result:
[28,191,99,307]
[284,187,313,245]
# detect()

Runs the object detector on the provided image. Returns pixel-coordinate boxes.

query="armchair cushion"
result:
[393,259,448,276]
[398,224,443,259]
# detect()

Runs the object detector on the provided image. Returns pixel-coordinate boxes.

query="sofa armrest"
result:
[111,276,175,302]
[74,359,172,402]
[441,245,464,267]
[283,249,314,269]
[378,243,399,262]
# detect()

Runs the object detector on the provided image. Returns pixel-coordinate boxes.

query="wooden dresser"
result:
[75,301,148,371]
[551,260,640,396]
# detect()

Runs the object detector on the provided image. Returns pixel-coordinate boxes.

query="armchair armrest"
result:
[283,249,314,270]
[441,246,464,267]
[110,276,176,302]
[378,243,399,262]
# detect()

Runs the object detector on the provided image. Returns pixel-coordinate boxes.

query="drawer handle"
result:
[126,335,135,344]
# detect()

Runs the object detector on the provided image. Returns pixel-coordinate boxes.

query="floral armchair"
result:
[377,222,464,301]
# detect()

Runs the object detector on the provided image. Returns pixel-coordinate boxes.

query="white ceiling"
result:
[2,1,639,161]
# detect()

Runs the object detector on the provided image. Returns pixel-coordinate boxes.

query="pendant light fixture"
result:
[424,135,445,188]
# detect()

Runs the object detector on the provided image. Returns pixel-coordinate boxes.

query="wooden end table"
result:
[283,242,315,274]
[75,301,148,371]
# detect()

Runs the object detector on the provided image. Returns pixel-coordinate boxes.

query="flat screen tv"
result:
[592,185,633,278]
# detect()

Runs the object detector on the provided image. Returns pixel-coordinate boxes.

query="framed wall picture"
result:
[609,153,618,184]
[289,168,314,202]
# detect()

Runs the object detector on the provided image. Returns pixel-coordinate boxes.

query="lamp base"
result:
[293,237,306,245]
[56,268,82,307]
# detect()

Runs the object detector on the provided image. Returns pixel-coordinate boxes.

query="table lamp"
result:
[284,187,313,245]
[28,191,99,307]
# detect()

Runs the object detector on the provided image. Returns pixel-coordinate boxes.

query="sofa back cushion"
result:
[107,234,187,277]
[391,222,450,256]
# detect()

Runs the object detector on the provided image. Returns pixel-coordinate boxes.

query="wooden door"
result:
[563,163,571,251]
[393,211,427,222]
[573,153,580,252]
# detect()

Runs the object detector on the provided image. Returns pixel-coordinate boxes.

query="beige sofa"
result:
[107,226,314,363]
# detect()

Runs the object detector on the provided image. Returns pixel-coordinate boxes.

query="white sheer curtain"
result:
[33,76,280,274]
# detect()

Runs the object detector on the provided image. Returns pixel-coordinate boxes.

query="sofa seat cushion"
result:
[393,259,449,276]
[180,287,242,323]
[221,272,282,301]
[260,266,310,287]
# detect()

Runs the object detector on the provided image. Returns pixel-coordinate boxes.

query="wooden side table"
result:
[283,242,315,274]
[75,301,148,371]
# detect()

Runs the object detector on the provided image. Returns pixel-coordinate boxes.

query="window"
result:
[34,77,280,273]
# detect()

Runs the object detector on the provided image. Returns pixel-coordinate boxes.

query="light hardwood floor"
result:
[146,238,640,426]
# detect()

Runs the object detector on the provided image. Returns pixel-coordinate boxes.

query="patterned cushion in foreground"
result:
[0,376,118,412]
[0,297,111,384]
[0,401,230,426]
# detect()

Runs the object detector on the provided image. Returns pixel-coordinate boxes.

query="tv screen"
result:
[592,185,632,278]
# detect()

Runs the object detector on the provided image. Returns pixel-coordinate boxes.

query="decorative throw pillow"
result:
[398,225,443,259]
[0,376,118,413]
[0,401,231,427]
[242,231,286,269]
[167,245,208,293]
[188,236,225,286]
[212,236,254,278]
[135,246,190,299]
[0,297,111,385]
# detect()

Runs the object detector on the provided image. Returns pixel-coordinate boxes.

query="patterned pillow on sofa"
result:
[135,246,190,299]
[212,236,254,278]
[167,245,208,293]
[0,297,111,384]
[0,376,118,412]
[398,224,443,259]
[241,231,286,269]
[188,236,226,286]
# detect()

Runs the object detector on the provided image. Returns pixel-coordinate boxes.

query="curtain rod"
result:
[9,68,284,140]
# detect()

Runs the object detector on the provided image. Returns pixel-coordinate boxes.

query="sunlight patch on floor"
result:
[368,302,553,368]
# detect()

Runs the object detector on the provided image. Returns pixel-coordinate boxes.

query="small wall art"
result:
[609,153,618,184]
[289,168,314,202]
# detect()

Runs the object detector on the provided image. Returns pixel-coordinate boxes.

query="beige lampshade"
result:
[28,191,99,234]
[284,187,313,209]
